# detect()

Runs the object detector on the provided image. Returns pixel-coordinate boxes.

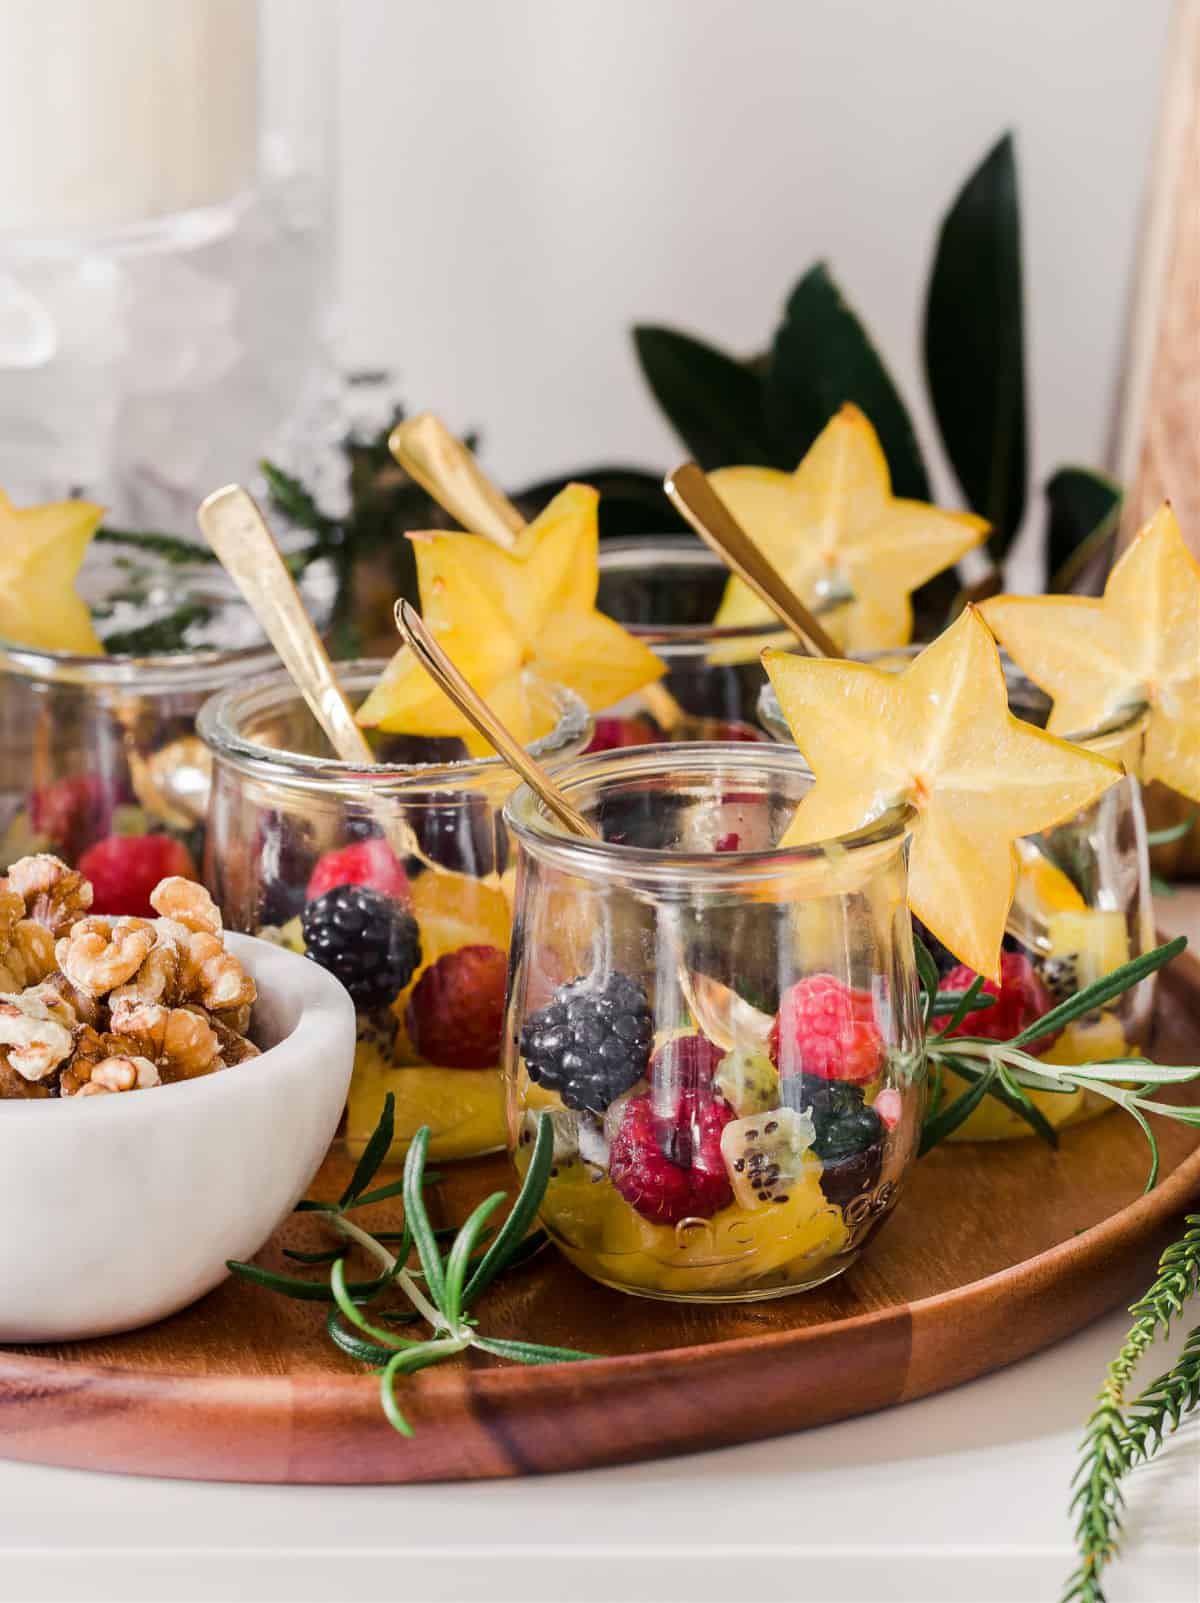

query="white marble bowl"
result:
[0,934,356,1343]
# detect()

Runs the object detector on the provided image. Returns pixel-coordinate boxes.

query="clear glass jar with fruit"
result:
[590,538,772,748]
[199,662,590,1163]
[0,520,331,915]
[758,669,1156,1141]
[503,742,924,1303]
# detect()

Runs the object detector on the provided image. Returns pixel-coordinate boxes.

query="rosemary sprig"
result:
[1062,1215,1200,1602]
[228,1093,595,1436]
[919,936,1200,1185]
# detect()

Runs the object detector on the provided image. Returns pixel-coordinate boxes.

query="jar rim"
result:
[197,658,592,791]
[0,635,283,694]
[757,648,1152,752]
[504,741,916,883]
[598,536,792,650]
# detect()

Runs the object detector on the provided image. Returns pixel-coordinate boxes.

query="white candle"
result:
[0,0,258,238]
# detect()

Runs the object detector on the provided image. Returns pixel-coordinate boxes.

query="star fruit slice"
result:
[763,607,1122,980]
[710,404,988,658]
[355,484,664,753]
[982,503,1200,801]
[0,491,105,654]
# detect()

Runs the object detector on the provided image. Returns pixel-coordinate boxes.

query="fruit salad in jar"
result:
[0,491,330,909]
[503,741,926,1304]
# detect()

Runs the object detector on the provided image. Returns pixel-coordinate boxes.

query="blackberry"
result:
[519,972,653,1113]
[780,1071,865,1129]
[301,885,421,1009]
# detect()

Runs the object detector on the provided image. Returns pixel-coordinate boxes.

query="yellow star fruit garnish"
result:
[982,503,1200,801]
[356,484,665,754]
[0,490,105,655]
[763,607,1121,980]
[710,403,989,656]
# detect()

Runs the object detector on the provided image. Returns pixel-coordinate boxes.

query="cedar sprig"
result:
[229,1093,594,1436]
[1061,1214,1200,1602]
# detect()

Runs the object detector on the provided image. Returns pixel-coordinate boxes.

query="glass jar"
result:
[199,662,591,1163]
[592,538,772,748]
[503,743,924,1303]
[0,549,332,905]
[758,665,1156,1141]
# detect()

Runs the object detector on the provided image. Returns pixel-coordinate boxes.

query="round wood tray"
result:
[2,959,1199,1485]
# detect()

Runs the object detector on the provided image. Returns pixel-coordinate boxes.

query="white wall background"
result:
[335,0,1170,570]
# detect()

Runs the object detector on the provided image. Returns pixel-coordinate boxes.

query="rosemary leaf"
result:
[934,973,989,1036]
[460,1113,555,1309]
[919,1067,996,1154]
[442,1193,508,1327]
[913,935,940,1029]
[330,1258,420,1352]
[226,1259,391,1303]
[1010,938,1185,1047]
[401,1127,448,1310]
[472,1336,597,1364]
[929,990,997,1017]
[339,1092,396,1207]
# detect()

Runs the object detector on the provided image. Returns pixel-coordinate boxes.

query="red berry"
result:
[405,944,507,1069]
[78,833,198,918]
[610,1088,733,1224]
[942,952,1059,1055]
[30,775,113,858]
[714,832,741,852]
[586,715,661,753]
[647,1032,725,1164]
[306,840,410,905]
[769,974,884,1084]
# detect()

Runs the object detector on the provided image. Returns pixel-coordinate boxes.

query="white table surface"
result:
[4,897,1199,1603]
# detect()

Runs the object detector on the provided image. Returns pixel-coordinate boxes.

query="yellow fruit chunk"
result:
[356,484,664,751]
[1046,908,1130,985]
[346,1039,506,1164]
[982,504,1200,799]
[764,607,1122,980]
[537,1156,847,1296]
[1014,838,1086,919]
[710,405,988,655]
[408,869,511,963]
[0,490,105,655]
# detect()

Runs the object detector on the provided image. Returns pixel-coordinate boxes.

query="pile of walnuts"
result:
[0,854,258,1100]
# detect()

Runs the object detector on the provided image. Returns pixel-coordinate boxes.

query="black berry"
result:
[301,885,421,1009]
[519,972,653,1113]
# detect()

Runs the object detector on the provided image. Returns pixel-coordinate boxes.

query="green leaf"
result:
[339,1092,396,1208]
[1146,812,1198,848]
[764,262,931,498]
[929,990,997,1017]
[632,326,773,470]
[226,1259,391,1303]
[460,1114,555,1309]
[934,972,988,1036]
[923,132,1026,559]
[442,1192,508,1327]
[919,1067,997,1154]
[260,457,337,536]
[512,467,690,537]
[913,934,940,1030]
[1007,937,1185,1047]
[473,1336,597,1365]
[1045,467,1123,594]
[401,1126,447,1311]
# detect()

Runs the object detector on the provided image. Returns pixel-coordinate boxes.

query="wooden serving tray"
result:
[2,960,1199,1486]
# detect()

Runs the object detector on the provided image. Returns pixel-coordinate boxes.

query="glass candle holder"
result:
[0,548,331,904]
[591,538,772,748]
[759,665,1156,1141]
[199,662,591,1163]
[503,743,924,1303]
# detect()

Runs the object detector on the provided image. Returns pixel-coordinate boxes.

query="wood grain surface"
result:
[1,960,1198,1485]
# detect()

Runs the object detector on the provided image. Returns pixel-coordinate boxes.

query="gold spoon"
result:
[390,413,524,551]
[196,485,436,871]
[390,415,702,738]
[394,598,770,1050]
[663,462,841,658]
[664,463,1055,955]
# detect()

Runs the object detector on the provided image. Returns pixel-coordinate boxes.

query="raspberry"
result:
[78,833,197,918]
[769,975,884,1084]
[301,885,422,1009]
[647,1033,724,1165]
[306,839,410,904]
[406,944,507,1069]
[942,951,1059,1055]
[520,972,653,1113]
[609,1090,734,1224]
[30,775,114,859]
[585,715,661,753]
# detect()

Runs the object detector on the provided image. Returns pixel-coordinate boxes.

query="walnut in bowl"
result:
[0,862,355,1342]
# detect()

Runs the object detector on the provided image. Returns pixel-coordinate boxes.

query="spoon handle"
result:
[390,413,524,550]
[394,599,598,841]
[196,485,375,767]
[664,463,842,659]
